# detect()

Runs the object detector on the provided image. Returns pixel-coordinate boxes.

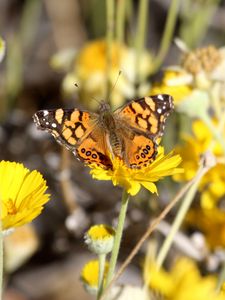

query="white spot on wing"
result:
[157,95,164,101]
[52,123,57,128]
[157,108,162,113]
[43,110,49,116]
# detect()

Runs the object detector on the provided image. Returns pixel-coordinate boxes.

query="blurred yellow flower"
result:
[61,39,153,109]
[174,119,225,207]
[81,259,109,295]
[150,70,193,105]
[0,161,50,231]
[90,147,182,196]
[187,208,225,250]
[146,258,225,300]
[150,45,225,111]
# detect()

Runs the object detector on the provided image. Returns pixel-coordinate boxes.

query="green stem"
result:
[116,0,126,44]
[105,190,129,288]
[106,0,115,102]
[216,260,225,293]
[156,165,207,268]
[97,253,106,300]
[135,0,148,86]
[151,0,179,73]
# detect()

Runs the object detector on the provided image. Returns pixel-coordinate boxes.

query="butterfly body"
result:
[33,94,174,169]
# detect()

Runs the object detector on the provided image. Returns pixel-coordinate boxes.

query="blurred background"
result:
[0,0,225,299]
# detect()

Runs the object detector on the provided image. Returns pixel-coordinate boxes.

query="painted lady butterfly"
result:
[33,94,174,169]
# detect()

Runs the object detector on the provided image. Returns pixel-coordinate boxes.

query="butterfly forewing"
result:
[33,108,96,150]
[116,94,174,138]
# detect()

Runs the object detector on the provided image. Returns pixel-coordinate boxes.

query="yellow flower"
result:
[0,161,50,231]
[186,208,225,250]
[151,45,225,111]
[146,258,225,300]
[76,40,124,77]
[174,120,225,207]
[81,259,109,295]
[61,39,153,109]
[84,224,115,254]
[90,147,183,196]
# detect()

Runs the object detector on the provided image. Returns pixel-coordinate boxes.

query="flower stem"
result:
[106,0,115,102]
[105,189,129,288]
[156,163,208,268]
[97,253,106,300]
[216,260,225,293]
[116,0,126,44]
[151,0,179,73]
[135,0,148,86]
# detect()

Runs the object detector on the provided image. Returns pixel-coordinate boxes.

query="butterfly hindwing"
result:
[75,127,112,169]
[124,134,157,168]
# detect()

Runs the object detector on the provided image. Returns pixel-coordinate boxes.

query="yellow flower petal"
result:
[174,119,225,206]
[146,257,224,300]
[90,147,182,196]
[0,161,50,231]
[81,259,109,295]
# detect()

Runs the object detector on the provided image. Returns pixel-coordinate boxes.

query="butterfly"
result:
[33,94,174,170]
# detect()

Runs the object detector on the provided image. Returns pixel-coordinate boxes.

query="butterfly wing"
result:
[115,94,174,138]
[114,94,174,168]
[76,126,112,169]
[119,130,158,168]
[33,108,112,169]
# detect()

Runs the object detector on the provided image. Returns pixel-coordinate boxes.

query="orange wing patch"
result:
[76,138,112,169]
[116,95,173,138]
[123,135,157,168]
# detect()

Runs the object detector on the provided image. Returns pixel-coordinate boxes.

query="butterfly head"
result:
[98,101,111,113]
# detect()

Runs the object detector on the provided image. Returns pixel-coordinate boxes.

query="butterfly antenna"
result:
[91,96,101,105]
[106,70,122,104]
